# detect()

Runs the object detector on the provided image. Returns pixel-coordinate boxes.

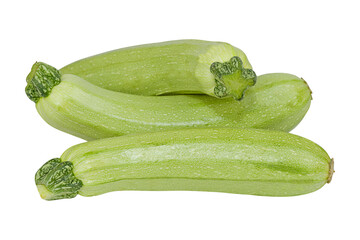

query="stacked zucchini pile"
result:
[26,40,333,200]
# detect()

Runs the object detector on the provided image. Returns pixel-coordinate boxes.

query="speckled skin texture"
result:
[35,73,311,140]
[60,40,253,99]
[36,128,332,200]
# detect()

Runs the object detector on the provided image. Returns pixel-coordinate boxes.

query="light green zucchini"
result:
[35,128,334,200]
[25,62,312,140]
[60,39,256,100]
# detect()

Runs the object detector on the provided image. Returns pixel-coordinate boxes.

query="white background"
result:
[1,0,359,239]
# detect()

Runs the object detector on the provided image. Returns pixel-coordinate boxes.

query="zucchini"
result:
[60,39,256,100]
[25,62,312,140]
[35,128,334,200]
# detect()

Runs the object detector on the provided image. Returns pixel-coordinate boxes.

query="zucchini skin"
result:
[27,63,311,140]
[60,40,256,100]
[35,128,333,200]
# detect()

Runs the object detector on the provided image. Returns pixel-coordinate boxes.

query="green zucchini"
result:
[60,39,256,100]
[35,128,333,200]
[25,62,312,140]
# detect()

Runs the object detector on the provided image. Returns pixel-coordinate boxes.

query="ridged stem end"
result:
[35,158,82,200]
[25,62,61,103]
[210,56,257,100]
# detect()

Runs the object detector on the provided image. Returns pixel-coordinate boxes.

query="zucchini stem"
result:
[210,56,257,100]
[25,62,61,103]
[35,158,82,200]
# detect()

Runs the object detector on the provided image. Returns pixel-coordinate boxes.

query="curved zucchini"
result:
[35,128,334,200]
[25,62,312,140]
[60,39,256,100]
